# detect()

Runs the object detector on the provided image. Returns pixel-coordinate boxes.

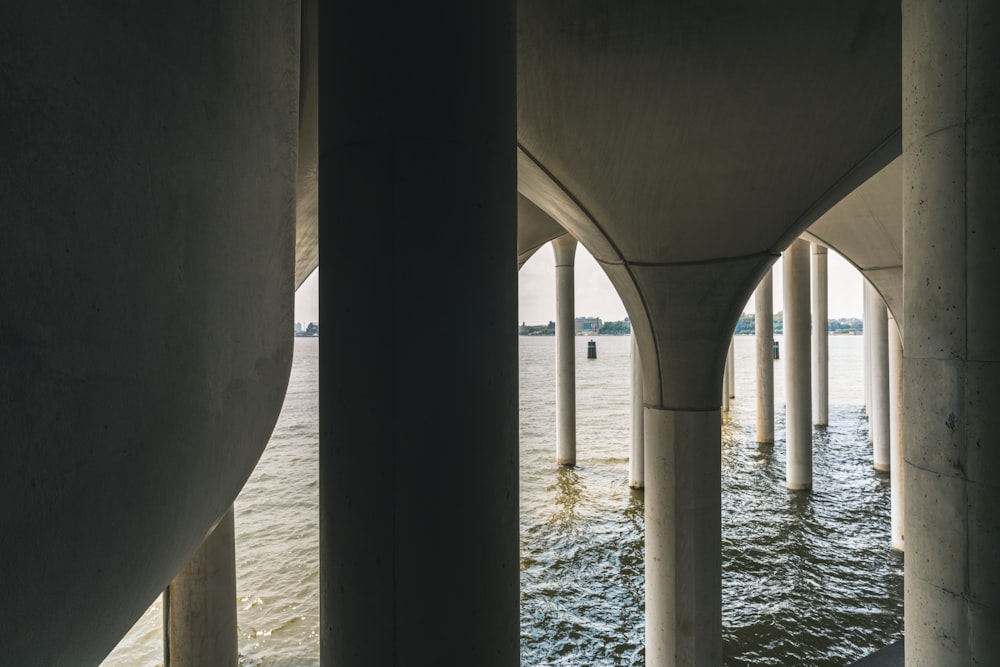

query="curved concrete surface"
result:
[804,157,903,327]
[295,0,319,289]
[0,5,299,664]
[516,1,901,401]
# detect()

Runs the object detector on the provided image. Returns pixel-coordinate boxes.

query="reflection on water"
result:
[520,335,902,666]
[105,335,901,666]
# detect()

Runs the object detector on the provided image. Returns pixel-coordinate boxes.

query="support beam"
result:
[755,270,775,444]
[888,312,904,551]
[868,284,890,472]
[722,362,730,413]
[645,406,721,665]
[553,235,578,466]
[902,1,1000,661]
[629,254,772,666]
[319,1,519,663]
[812,244,829,426]
[629,336,644,489]
[864,285,872,426]
[783,239,812,490]
[163,507,237,667]
[727,338,735,399]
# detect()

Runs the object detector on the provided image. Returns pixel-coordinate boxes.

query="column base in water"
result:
[645,406,721,665]
[164,506,237,667]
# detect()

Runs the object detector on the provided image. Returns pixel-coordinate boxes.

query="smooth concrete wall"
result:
[0,5,299,664]
[902,0,1000,662]
[553,235,578,465]
[756,270,775,443]
[164,507,238,667]
[319,1,519,663]
[784,239,812,490]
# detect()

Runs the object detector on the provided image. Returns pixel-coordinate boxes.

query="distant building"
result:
[574,317,602,335]
[294,322,303,334]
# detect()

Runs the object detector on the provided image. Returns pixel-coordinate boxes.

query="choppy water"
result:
[104,334,902,666]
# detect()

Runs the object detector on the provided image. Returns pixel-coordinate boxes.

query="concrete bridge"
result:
[1,2,996,665]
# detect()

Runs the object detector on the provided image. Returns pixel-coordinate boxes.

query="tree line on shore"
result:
[518,313,863,336]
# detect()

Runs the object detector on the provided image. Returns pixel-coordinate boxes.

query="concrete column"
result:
[0,7,298,664]
[629,336,644,489]
[553,235,578,466]
[783,239,812,490]
[811,244,829,426]
[320,1,519,663]
[863,285,872,423]
[727,338,735,399]
[722,362,730,413]
[164,507,237,667]
[903,1,1000,662]
[645,406,721,665]
[887,313,904,551]
[755,270,775,443]
[868,285,890,471]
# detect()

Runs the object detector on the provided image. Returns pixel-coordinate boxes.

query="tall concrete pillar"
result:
[755,270,775,443]
[629,336,644,489]
[727,338,735,399]
[783,239,812,490]
[645,406,721,665]
[319,1,519,663]
[632,254,774,666]
[553,235,578,466]
[811,244,829,426]
[164,507,238,667]
[868,284,890,471]
[887,313,904,551]
[722,362,730,413]
[863,285,872,423]
[902,1,1000,661]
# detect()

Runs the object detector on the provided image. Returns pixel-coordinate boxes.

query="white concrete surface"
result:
[756,270,775,444]
[784,239,813,490]
[812,244,829,426]
[553,235,579,466]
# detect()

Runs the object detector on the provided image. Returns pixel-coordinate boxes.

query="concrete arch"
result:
[803,157,903,330]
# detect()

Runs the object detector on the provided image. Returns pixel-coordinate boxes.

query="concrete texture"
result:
[902,0,1000,662]
[10,0,1000,663]
[553,235,578,466]
[812,244,829,426]
[869,285,891,471]
[727,339,735,400]
[630,336,645,489]
[319,0,519,664]
[756,271,775,444]
[645,407,722,665]
[164,507,238,666]
[888,314,904,551]
[803,157,903,332]
[0,5,299,664]
[784,239,813,490]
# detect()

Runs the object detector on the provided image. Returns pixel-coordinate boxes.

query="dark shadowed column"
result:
[319,1,518,665]
[903,0,1000,662]
[0,5,298,664]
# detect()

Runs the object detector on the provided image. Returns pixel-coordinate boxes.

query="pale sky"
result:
[294,244,864,326]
